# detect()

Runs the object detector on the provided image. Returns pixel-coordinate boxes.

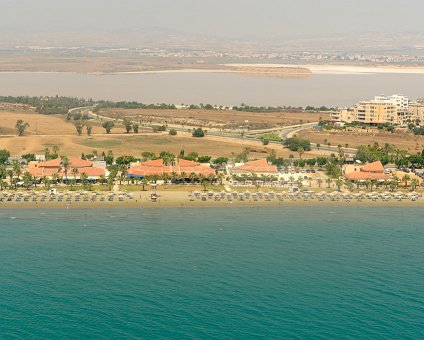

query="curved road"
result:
[73,107,356,155]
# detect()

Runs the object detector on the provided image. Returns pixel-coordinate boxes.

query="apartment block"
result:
[408,101,424,125]
[354,102,398,124]
[330,109,355,123]
[331,94,418,125]
[374,94,409,111]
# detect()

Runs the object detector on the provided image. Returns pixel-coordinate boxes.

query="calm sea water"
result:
[0,72,423,107]
[1,207,423,338]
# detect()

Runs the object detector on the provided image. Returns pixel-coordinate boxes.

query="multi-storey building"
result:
[373,94,409,111]
[331,94,417,125]
[329,108,355,123]
[408,101,424,125]
[354,102,398,124]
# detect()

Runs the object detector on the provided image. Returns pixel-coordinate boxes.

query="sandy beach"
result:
[1,189,422,209]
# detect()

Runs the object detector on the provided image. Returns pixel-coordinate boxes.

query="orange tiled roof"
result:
[29,157,104,178]
[28,167,60,177]
[128,159,215,177]
[234,159,278,174]
[70,157,93,168]
[141,159,165,167]
[69,167,105,177]
[38,158,61,167]
[345,172,390,181]
[360,161,384,173]
[178,159,200,167]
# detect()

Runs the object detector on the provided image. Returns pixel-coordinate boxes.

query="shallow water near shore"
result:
[1,207,424,338]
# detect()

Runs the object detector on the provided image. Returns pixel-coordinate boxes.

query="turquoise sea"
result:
[1,207,423,338]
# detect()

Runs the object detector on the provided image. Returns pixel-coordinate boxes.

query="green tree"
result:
[74,120,84,136]
[80,172,89,187]
[402,174,410,188]
[102,121,115,134]
[0,149,10,164]
[72,167,79,183]
[133,123,139,133]
[169,128,177,136]
[192,128,205,138]
[123,117,132,133]
[283,137,311,152]
[86,125,93,136]
[15,120,29,136]
[22,172,33,189]
[61,156,70,183]
[335,178,343,191]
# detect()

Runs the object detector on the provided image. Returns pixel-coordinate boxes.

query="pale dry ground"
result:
[298,128,424,153]
[0,54,310,75]
[99,108,328,128]
[0,131,324,159]
[0,109,325,158]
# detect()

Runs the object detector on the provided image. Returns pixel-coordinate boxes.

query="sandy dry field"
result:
[298,129,424,153]
[99,108,328,129]
[0,109,326,158]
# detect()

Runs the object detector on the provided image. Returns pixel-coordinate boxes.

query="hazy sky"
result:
[1,0,423,40]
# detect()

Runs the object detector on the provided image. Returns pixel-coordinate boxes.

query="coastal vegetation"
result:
[283,137,311,152]
[0,96,94,115]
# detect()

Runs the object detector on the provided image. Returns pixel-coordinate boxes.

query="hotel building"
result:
[331,94,416,125]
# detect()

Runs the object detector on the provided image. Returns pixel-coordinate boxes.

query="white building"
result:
[373,94,409,111]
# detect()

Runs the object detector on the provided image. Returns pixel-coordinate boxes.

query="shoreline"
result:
[2,63,424,76]
[223,63,424,75]
[1,190,422,209]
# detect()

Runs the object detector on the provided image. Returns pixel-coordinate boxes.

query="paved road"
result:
[76,107,357,154]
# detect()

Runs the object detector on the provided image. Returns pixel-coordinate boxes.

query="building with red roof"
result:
[128,159,215,178]
[27,157,106,180]
[344,161,390,181]
[232,159,278,174]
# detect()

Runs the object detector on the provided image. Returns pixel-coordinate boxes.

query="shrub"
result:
[283,137,311,152]
[192,128,205,138]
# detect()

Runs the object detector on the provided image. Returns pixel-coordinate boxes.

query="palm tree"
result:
[0,179,7,190]
[61,156,70,183]
[141,178,148,191]
[99,174,106,185]
[317,178,323,188]
[217,173,225,186]
[22,172,33,189]
[325,177,332,189]
[72,167,79,183]
[410,178,419,191]
[119,166,127,185]
[13,163,21,182]
[297,146,305,159]
[52,145,60,155]
[189,172,197,184]
[162,173,171,186]
[402,174,410,188]
[335,178,343,191]
[7,169,14,189]
[207,173,216,185]
[80,172,89,187]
